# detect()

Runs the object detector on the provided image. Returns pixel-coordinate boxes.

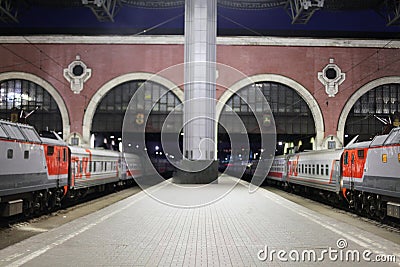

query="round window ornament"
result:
[317,58,345,97]
[63,55,92,94]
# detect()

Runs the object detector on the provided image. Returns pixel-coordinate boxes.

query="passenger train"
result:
[230,127,400,220]
[0,120,144,217]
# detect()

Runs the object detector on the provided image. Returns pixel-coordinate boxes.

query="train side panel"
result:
[266,155,287,183]
[122,152,142,180]
[42,138,69,189]
[287,149,343,193]
[0,140,48,197]
[69,147,121,189]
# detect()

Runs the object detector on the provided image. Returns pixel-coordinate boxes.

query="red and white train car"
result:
[69,146,121,190]
[286,149,343,193]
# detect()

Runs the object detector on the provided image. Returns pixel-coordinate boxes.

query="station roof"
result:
[0,0,399,38]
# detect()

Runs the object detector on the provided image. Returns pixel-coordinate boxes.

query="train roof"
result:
[346,141,372,149]
[41,137,67,146]
[0,120,42,143]
[69,145,121,157]
[286,148,344,160]
[346,127,400,149]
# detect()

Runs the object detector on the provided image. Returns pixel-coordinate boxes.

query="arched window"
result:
[0,79,62,135]
[345,84,400,141]
[220,82,315,155]
[92,80,182,149]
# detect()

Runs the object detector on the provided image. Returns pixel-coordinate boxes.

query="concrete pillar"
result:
[173,0,218,184]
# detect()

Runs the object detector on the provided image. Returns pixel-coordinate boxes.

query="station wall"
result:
[0,36,399,148]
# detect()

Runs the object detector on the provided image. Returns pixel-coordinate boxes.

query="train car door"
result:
[350,151,355,190]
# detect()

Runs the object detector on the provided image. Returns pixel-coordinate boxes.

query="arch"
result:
[216,74,325,149]
[0,72,70,138]
[337,76,400,145]
[82,72,183,144]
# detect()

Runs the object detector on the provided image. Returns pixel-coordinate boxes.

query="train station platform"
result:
[0,174,399,266]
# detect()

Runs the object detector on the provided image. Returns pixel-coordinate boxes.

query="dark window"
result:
[7,149,13,159]
[325,165,329,176]
[357,150,364,159]
[72,65,84,76]
[47,146,54,156]
[24,150,29,159]
[344,152,348,165]
[63,148,67,162]
[325,68,337,79]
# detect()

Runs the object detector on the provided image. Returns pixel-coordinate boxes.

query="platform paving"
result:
[0,174,399,266]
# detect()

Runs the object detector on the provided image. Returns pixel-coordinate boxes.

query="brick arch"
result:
[0,71,70,138]
[337,76,400,145]
[216,74,325,149]
[82,72,183,144]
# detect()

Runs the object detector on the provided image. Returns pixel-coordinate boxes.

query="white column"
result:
[183,0,217,161]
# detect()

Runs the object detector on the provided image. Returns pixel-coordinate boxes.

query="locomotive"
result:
[0,120,143,217]
[265,127,400,220]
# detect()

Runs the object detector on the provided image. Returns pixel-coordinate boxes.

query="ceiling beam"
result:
[285,0,324,24]
[0,0,18,23]
[378,0,400,26]
[82,0,121,22]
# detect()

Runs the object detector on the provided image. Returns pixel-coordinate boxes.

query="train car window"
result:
[320,165,324,175]
[357,150,364,159]
[312,165,315,175]
[301,164,304,174]
[316,164,319,175]
[79,161,83,173]
[7,149,13,159]
[47,146,54,156]
[344,152,348,165]
[24,150,29,159]
[325,165,329,176]
[105,162,107,172]
[63,148,67,162]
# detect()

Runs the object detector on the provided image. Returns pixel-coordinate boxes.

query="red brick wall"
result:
[1,42,399,137]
